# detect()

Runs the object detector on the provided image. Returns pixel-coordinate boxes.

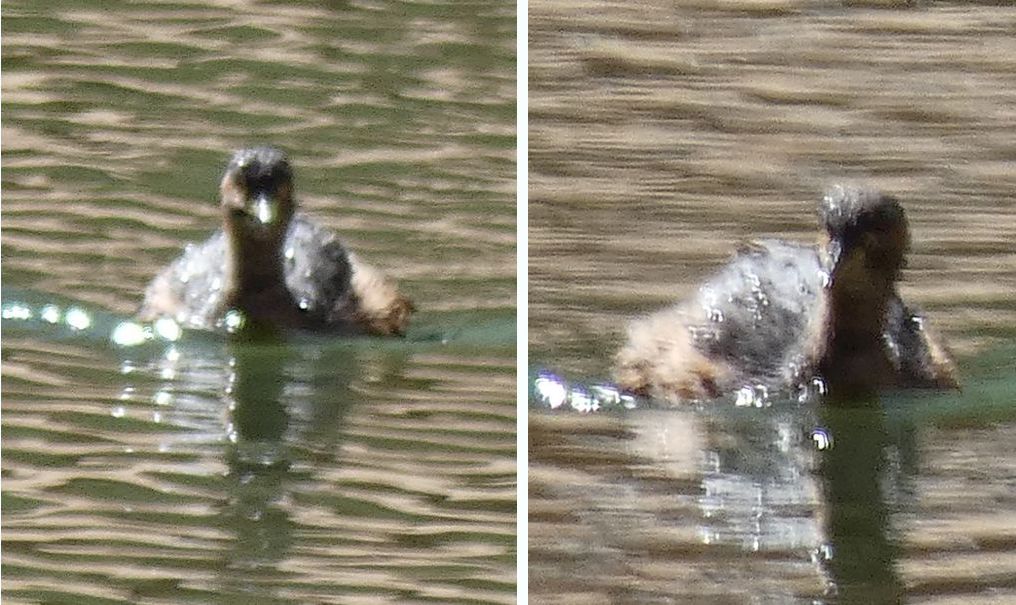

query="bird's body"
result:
[614,185,957,403]
[138,147,413,337]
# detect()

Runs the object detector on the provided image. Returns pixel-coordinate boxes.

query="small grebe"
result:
[138,147,413,337]
[614,185,957,403]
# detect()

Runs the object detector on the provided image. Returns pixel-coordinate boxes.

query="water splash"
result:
[3,288,188,349]
[530,369,639,412]
[3,300,93,332]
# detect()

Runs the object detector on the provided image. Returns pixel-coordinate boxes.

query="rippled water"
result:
[530,1,1016,603]
[2,1,515,603]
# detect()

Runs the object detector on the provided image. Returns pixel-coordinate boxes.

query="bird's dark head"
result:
[220,146,295,242]
[820,184,910,280]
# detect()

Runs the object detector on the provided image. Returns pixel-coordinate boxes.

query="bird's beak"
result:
[247,193,277,226]
[821,235,842,269]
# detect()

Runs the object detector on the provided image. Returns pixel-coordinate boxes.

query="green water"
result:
[1,1,516,603]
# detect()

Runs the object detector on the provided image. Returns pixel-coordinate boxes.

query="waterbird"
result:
[138,146,414,337]
[614,185,958,404]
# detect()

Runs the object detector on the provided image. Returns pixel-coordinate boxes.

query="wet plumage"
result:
[614,185,958,403]
[138,147,413,337]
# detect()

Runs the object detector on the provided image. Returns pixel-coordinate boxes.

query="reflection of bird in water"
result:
[138,147,414,337]
[614,185,958,403]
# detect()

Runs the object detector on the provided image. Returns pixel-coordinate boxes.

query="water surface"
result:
[529,1,1016,602]
[2,1,516,603]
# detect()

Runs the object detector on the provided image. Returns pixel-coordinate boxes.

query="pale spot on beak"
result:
[251,194,276,225]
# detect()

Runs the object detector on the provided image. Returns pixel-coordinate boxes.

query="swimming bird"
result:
[138,146,414,337]
[613,185,957,403]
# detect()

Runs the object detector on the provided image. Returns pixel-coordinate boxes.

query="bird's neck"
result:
[818,245,899,397]
[221,226,297,332]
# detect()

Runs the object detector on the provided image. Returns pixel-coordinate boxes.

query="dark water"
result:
[529,1,1016,603]
[2,1,515,603]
